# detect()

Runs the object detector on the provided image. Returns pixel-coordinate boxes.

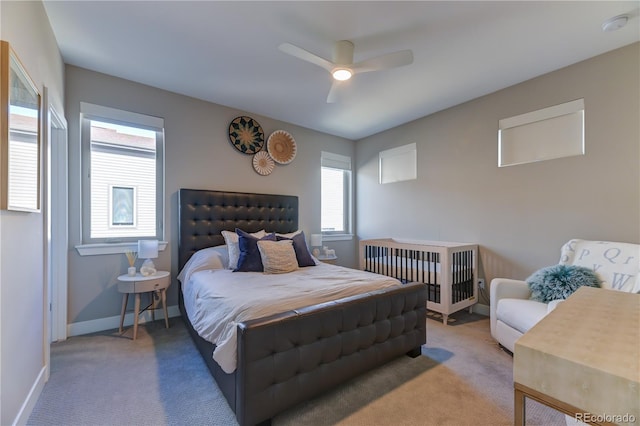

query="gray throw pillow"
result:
[526,264,600,303]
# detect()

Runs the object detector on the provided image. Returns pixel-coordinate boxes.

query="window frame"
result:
[80,102,165,245]
[321,151,353,241]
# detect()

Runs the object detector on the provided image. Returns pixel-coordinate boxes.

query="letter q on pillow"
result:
[257,240,299,274]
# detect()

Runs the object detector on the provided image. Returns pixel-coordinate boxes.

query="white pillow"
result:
[559,239,640,293]
[257,240,299,274]
[275,230,302,238]
[177,245,229,283]
[222,229,266,269]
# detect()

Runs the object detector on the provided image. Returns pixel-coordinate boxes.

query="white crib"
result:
[359,238,478,324]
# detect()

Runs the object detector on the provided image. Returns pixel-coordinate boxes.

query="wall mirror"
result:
[1,40,41,212]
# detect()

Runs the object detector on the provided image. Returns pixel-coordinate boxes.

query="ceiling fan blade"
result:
[278,43,335,72]
[351,50,413,74]
[326,80,345,103]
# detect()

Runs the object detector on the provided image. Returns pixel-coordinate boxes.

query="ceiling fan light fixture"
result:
[332,68,352,81]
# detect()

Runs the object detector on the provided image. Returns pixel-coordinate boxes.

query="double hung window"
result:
[80,103,164,244]
[321,151,352,239]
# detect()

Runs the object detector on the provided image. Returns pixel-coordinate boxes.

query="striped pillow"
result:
[257,240,299,274]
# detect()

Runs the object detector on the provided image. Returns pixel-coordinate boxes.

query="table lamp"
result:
[138,239,158,276]
[310,234,322,257]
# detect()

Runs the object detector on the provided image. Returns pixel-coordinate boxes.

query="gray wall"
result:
[0,1,65,424]
[65,65,357,325]
[356,43,639,304]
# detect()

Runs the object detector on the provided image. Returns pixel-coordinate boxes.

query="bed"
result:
[360,238,478,324]
[178,189,427,426]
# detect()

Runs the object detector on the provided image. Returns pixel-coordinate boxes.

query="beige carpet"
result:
[275,310,565,426]
[338,362,512,425]
[29,310,566,425]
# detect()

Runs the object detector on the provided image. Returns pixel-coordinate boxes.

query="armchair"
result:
[490,239,639,353]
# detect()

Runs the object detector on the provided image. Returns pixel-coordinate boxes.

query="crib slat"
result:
[359,239,477,323]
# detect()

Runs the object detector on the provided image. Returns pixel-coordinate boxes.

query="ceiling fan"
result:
[278,40,413,103]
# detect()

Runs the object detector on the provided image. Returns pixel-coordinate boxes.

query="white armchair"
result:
[490,239,640,353]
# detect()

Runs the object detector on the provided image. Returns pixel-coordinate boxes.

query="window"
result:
[81,103,164,243]
[321,151,352,239]
[498,99,585,167]
[379,143,417,184]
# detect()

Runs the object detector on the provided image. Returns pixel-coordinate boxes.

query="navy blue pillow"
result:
[276,231,316,267]
[234,229,276,272]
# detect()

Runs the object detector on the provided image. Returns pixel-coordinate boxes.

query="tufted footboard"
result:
[234,282,427,426]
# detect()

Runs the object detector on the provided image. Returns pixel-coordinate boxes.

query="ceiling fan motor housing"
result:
[334,40,355,65]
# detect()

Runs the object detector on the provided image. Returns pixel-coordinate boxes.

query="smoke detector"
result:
[602,15,629,32]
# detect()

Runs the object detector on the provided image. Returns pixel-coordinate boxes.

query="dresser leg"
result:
[514,386,526,426]
[133,293,141,340]
[119,294,128,333]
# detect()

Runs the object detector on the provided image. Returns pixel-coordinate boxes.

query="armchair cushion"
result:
[526,264,601,303]
[496,299,548,335]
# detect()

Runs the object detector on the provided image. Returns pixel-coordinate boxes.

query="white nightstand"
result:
[117,270,170,340]
[316,254,338,265]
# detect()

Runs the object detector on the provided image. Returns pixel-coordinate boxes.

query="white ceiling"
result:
[43,1,639,140]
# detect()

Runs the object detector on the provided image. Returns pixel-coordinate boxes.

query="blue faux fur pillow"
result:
[526,264,601,303]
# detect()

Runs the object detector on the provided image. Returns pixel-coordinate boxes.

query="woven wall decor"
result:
[267,130,297,164]
[252,151,275,176]
[228,116,264,154]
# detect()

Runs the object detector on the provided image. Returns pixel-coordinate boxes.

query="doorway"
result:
[44,90,68,359]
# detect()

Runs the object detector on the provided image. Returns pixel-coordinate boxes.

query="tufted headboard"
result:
[178,189,299,270]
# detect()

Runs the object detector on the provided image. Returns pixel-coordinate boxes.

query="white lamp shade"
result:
[310,234,322,247]
[138,240,159,259]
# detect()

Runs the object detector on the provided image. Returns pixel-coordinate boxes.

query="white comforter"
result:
[182,262,401,373]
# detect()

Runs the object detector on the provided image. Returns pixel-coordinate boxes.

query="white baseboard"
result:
[67,305,181,337]
[13,366,46,426]
[67,303,489,336]
[473,303,490,316]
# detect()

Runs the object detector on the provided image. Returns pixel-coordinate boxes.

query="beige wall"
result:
[0,1,65,424]
[65,65,357,325]
[356,43,640,304]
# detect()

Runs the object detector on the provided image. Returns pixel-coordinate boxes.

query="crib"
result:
[359,238,478,324]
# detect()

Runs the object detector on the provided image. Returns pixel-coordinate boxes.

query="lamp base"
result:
[140,259,156,276]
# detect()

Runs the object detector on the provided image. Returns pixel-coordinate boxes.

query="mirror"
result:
[1,40,41,212]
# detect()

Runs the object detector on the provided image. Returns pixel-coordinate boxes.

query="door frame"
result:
[43,87,68,376]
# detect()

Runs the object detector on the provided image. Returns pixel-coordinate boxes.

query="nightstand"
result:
[117,270,170,340]
[316,254,338,265]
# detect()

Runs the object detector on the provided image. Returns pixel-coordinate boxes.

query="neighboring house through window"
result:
[321,151,352,240]
[80,103,164,243]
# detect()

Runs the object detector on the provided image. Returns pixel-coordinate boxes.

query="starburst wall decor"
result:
[228,116,264,154]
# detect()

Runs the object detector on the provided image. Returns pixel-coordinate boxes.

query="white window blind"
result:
[379,143,417,184]
[498,99,585,167]
[321,152,352,237]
